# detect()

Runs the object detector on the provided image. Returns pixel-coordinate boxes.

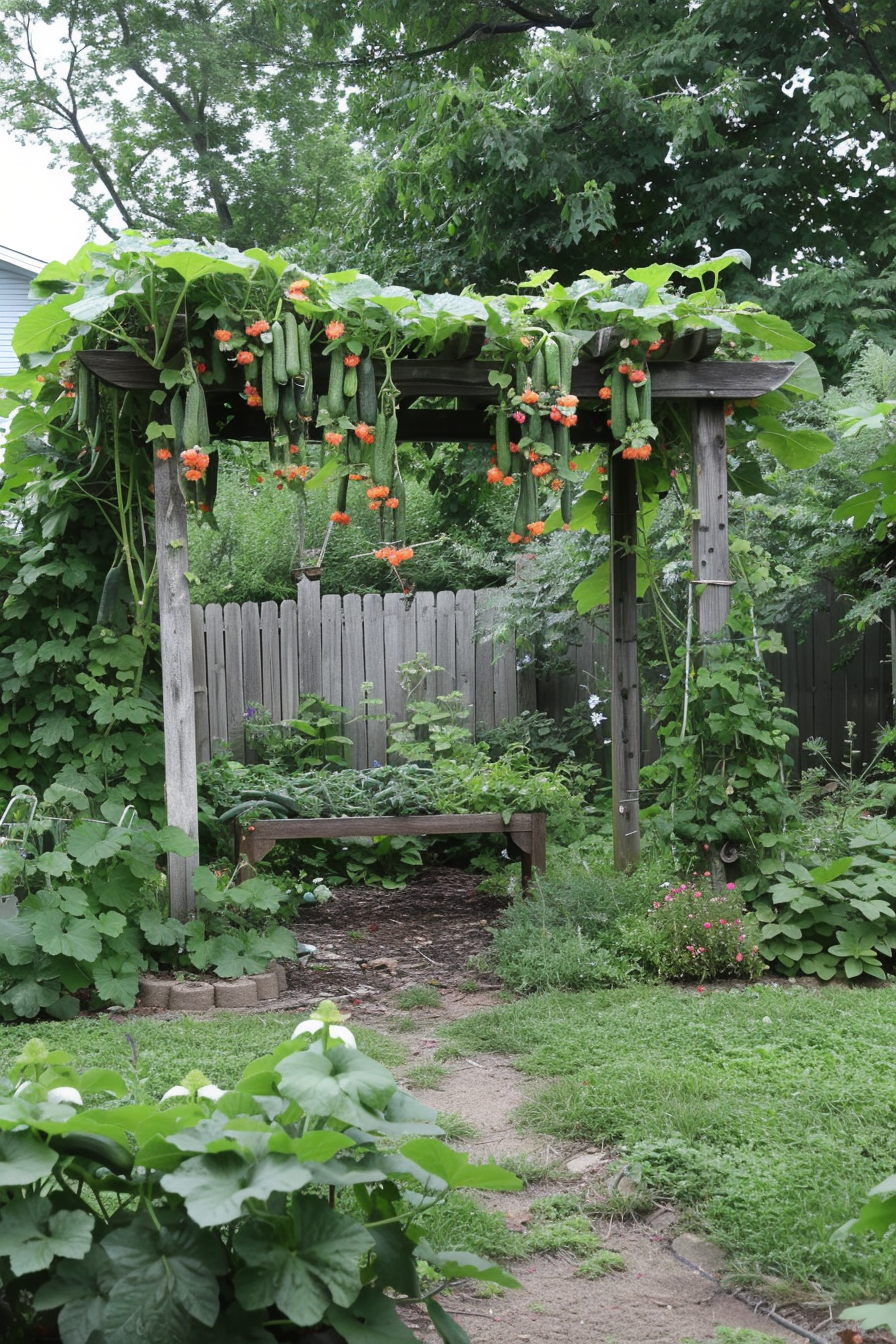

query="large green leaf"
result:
[840,1303,896,1333]
[12,294,75,355]
[398,1139,522,1191]
[150,250,252,283]
[0,914,38,965]
[417,1243,520,1288]
[160,1149,315,1225]
[276,1046,396,1126]
[0,1195,93,1275]
[99,1218,225,1341]
[30,910,102,962]
[326,1287,421,1343]
[65,820,127,867]
[426,1296,472,1344]
[731,310,813,352]
[754,419,833,469]
[0,1130,58,1183]
[234,1199,372,1326]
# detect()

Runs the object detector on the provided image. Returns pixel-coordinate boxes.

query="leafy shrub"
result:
[477,703,608,768]
[752,816,896,979]
[0,795,197,1019]
[616,881,764,981]
[244,696,353,771]
[0,1007,521,1342]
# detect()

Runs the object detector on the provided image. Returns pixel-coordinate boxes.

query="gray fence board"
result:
[191,581,892,773]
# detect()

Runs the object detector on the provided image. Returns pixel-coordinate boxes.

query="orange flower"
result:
[528,450,540,462]
[560,414,577,427]
[256,475,265,483]
[502,475,514,486]
[396,547,414,561]
[527,520,545,536]
[598,386,612,400]
[245,319,270,337]
[647,340,663,353]
[185,469,203,481]
[621,444,652,460]
[354,422,375,444]
[289,277,310,290]
[330,511,350,525]
[289,444,300,454]
[628,368,647,384]
[199,503,211,512]
[550,478,563,490]
[181,449,210,473]
[195,361,207,375]
[597,465,607,475]
[156,448,172,460]
[213,328,232,343]
[247,393,262,407]
[324,431,344,446]
[369,501,382,511]
[349,473,365,480]
[385,497,400,508]
[287,279,310,299]
[618,363,632,375]
[366,484,390,499]
[556,394,578,408]
[531,462,552,478]
[486,466,504,484]
[236,350,254,366]
[569,460,578,470]
[519,336,531,349]
[509,443,520,454]
[520,388,540,405]
[549,407,562,422]
[297,465,312,479]
[343,353,360,367]
[507,532,524,544]
[273,468,284,478]
[325,320,345,340]
[276,483,284,490]
[289,289,309,302]
[374,547,392,561]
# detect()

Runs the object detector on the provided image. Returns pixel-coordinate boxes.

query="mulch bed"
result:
[286,867,507,1002]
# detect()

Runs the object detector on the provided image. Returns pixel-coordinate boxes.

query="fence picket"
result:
[363,593,387,766]
[223,602,246,760]
[191,605,211,764]
[280,599,299,720]
[297,578,322,698]
[342,593,367,766]
[260,601,281,722]
[321,595,343,711]
[205,603,227,753]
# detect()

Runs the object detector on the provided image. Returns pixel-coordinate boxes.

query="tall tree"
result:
[0,0,364,252]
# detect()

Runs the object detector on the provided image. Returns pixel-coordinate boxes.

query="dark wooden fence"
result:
[189,580,892,773]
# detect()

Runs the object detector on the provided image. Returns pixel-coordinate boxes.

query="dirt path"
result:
[286,871,845,1343]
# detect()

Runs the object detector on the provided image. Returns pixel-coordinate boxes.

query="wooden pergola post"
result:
[609,452,641,872]
[153,453,199,918]
[690,399,732,640]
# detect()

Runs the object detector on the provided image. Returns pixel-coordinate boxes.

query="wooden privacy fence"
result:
[190,581,892,773]
[190,581,607,768]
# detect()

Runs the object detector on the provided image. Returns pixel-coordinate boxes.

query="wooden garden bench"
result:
[235,812,546,891]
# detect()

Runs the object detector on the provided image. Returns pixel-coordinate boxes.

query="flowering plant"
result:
[0,1009,521,1342]
[629,880,764,981]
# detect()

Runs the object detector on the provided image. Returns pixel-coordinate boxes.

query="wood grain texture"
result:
[382,593,407,737]
[240,602,262,762]
[690,399,731,640]
[362,593,388,766]
[414,591,437,699]
[279,599,299,721]
[153,453,199,917]
[474,592,496,731]
[454,590,476,721]
[342,593,366,766]
[190,605,211,765]
[321,595,343,712]
[435,590,457,702]
[296,578,322,697]
[609,451,641,872]
[260,601,281,722]
[204,603,228,753]
[223,602,246,761]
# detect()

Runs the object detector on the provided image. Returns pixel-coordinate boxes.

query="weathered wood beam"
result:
[78,349,796,402]
[609,452,641,872]
[153,452,199,918]
[690,400,732,640]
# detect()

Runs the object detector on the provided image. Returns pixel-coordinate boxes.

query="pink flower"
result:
[736,953,743,962]
[511,410,526,424]
[698,947,705,953]
[726,882,736,890]
[719,919,727,926]
[696,986,704,994]
[664,894,674,902]
[704,871,711,877]
[703,922,711,929]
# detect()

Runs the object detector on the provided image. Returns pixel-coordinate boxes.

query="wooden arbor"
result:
[79,337,795,911]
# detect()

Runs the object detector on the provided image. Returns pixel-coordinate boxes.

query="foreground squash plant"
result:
[0,1007,520,1342]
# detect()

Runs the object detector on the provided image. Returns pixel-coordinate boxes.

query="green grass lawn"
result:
[0,1011,407,1100]
[439,982,896,1303]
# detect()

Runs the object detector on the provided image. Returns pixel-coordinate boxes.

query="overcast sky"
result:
[0,132,92,266]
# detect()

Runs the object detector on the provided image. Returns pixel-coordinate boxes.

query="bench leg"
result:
[235,826,276,883]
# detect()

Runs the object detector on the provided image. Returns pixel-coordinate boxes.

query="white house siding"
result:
[0,246,44,376]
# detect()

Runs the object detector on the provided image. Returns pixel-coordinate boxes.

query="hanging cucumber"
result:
[183,380,209,450]
[96,563,124,628]
[637,369,652,423]
[625,378,640,424]
[283,312,301,378]
[327,350,345,419]
[297,324,313,415]
[271,321,288,385]
[555,332,575,394]
[515,359,528,394]
[495,412,512,475]
[555,423,570,471]
[343,362,358,398]
[539,419,555,453]
[357,357,377,424]
[561,481,573,525]
[279,379,298,424]
[334,472,349,514]
[512,477,529,537]
[169,388,185,456]
[531,349,546,392]
[76,360,96,430]
[346,394,358,424]
[262,351,278,417]
[610,369,627,439]
[544,336,561,389]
